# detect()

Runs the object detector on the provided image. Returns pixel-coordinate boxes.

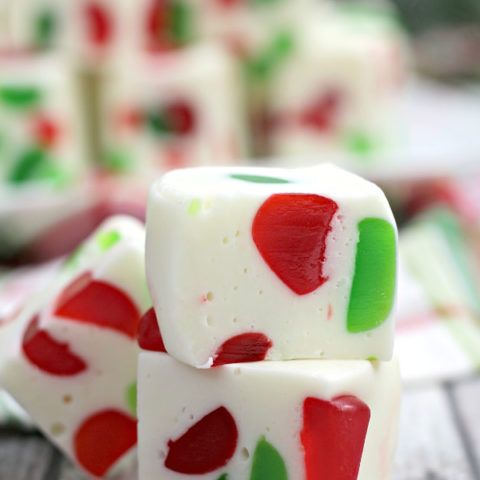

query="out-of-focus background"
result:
[0,0,479,479]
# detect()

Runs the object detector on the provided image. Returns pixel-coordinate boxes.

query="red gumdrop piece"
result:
[145,0,169,50]
[301,396,371,480]
[138,308,167,352]
[165,100,196,136]
[74,409,137,477]
[300,90,342,132]
[165,406,238,474]
[22,315,87,376]
[33,115,61,148]
[84,2,112,47]
[253,194,338,295]
[54,272,141,338]
[212,333,273,367]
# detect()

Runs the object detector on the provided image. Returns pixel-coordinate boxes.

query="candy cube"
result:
[0,53,85,189]
[100,43,245,174]
[138,352,401,480]
[146,164,397,367]
[266,7,409,159]
[0,216,150,478]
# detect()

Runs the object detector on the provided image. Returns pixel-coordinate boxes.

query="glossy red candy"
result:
[22,315,87,376]
[74,409,137,477]
[54,272,141,338]
[301,395,371,480]
[165,406,238,474]
[84,2,112,47]
[212,333,272,366]
[138,308,166,352]
[253,194,338,295]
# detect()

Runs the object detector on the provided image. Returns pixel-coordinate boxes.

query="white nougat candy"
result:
[0,53,85,189]
[146,164,397,368]
[266,7,409,160]
[101,43,245,175]
[0,216,150,478]
[138,352,401,480]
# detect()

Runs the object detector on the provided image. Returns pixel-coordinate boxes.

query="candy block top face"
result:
[138,353,401,480]
[0,215,150,478]
[146,164,397,367]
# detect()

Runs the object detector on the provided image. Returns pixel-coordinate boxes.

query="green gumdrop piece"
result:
[248,30,295,81]
[217,475,229,480]
[8,147,50,184]
[250,437,288,480]
[97,230,121,251]
[126,383,137,416]
[230,174,291,184]
[346,131,376,158]
[347,218,396,333]
[104,149,133,173]
[0,87,42,110]
[35,9,56,48]
[147,111,169,136]
[171,1,194,45]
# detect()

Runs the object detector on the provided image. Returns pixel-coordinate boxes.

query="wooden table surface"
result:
[1,376,479,480]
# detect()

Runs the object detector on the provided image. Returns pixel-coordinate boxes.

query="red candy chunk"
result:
[300,90,342,133]
[84,2,112,47]
[74,409,137,477]
[212,333,272,367]
[253,194,338,295]
[33,115,61,149]
[138,308,167,352]
[301,395,371,480]
[165,406,238,474]
[22,315,87,376]
[166,100,196,136]
[54,272,141,338]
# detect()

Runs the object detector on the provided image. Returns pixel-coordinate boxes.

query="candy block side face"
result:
[0,215,149,477]
[100,44,245,175]
[138,353,401,480]
[0,56,86,189]
[146,164,397,367]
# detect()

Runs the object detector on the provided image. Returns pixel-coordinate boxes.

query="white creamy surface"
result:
[146,164,397,367]
[138,352,401,480]
[0,215,149,477]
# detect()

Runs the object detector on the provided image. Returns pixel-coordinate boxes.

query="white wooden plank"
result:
[453,376,480,475]
[394,386,475,480]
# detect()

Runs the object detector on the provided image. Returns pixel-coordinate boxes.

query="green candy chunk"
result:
[346,131,376,158]
[8,147,50,184]
[250,437,288,480]
[104,149,133,173]
[35,9,57,48]
[97,230,121,251]
[126,383,137,416]
[217,475,228,480]
[347,218,396,333]
[147,111,169,136]
[247,31,295,81]
[171,1,194,45]
[230,173,291,184]
[0,87,42,110]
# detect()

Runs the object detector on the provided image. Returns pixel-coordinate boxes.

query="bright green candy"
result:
[8,147,50,184]
[104,149,133,173]
[35,9,56,48]
[347,218,396,333]
[97,230,121,251]
[230,174,291,184]
[0,87,41,110]
[126,383,137,416]
[171,1,194,45]
[247,31,295,81]
[250,437,288,480]
[346,131,376,158]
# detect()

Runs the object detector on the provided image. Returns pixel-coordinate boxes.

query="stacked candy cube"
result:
[138,163,400,479]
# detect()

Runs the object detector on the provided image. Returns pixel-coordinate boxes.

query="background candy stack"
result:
[137,164,400,479]
[0,0,410,263]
